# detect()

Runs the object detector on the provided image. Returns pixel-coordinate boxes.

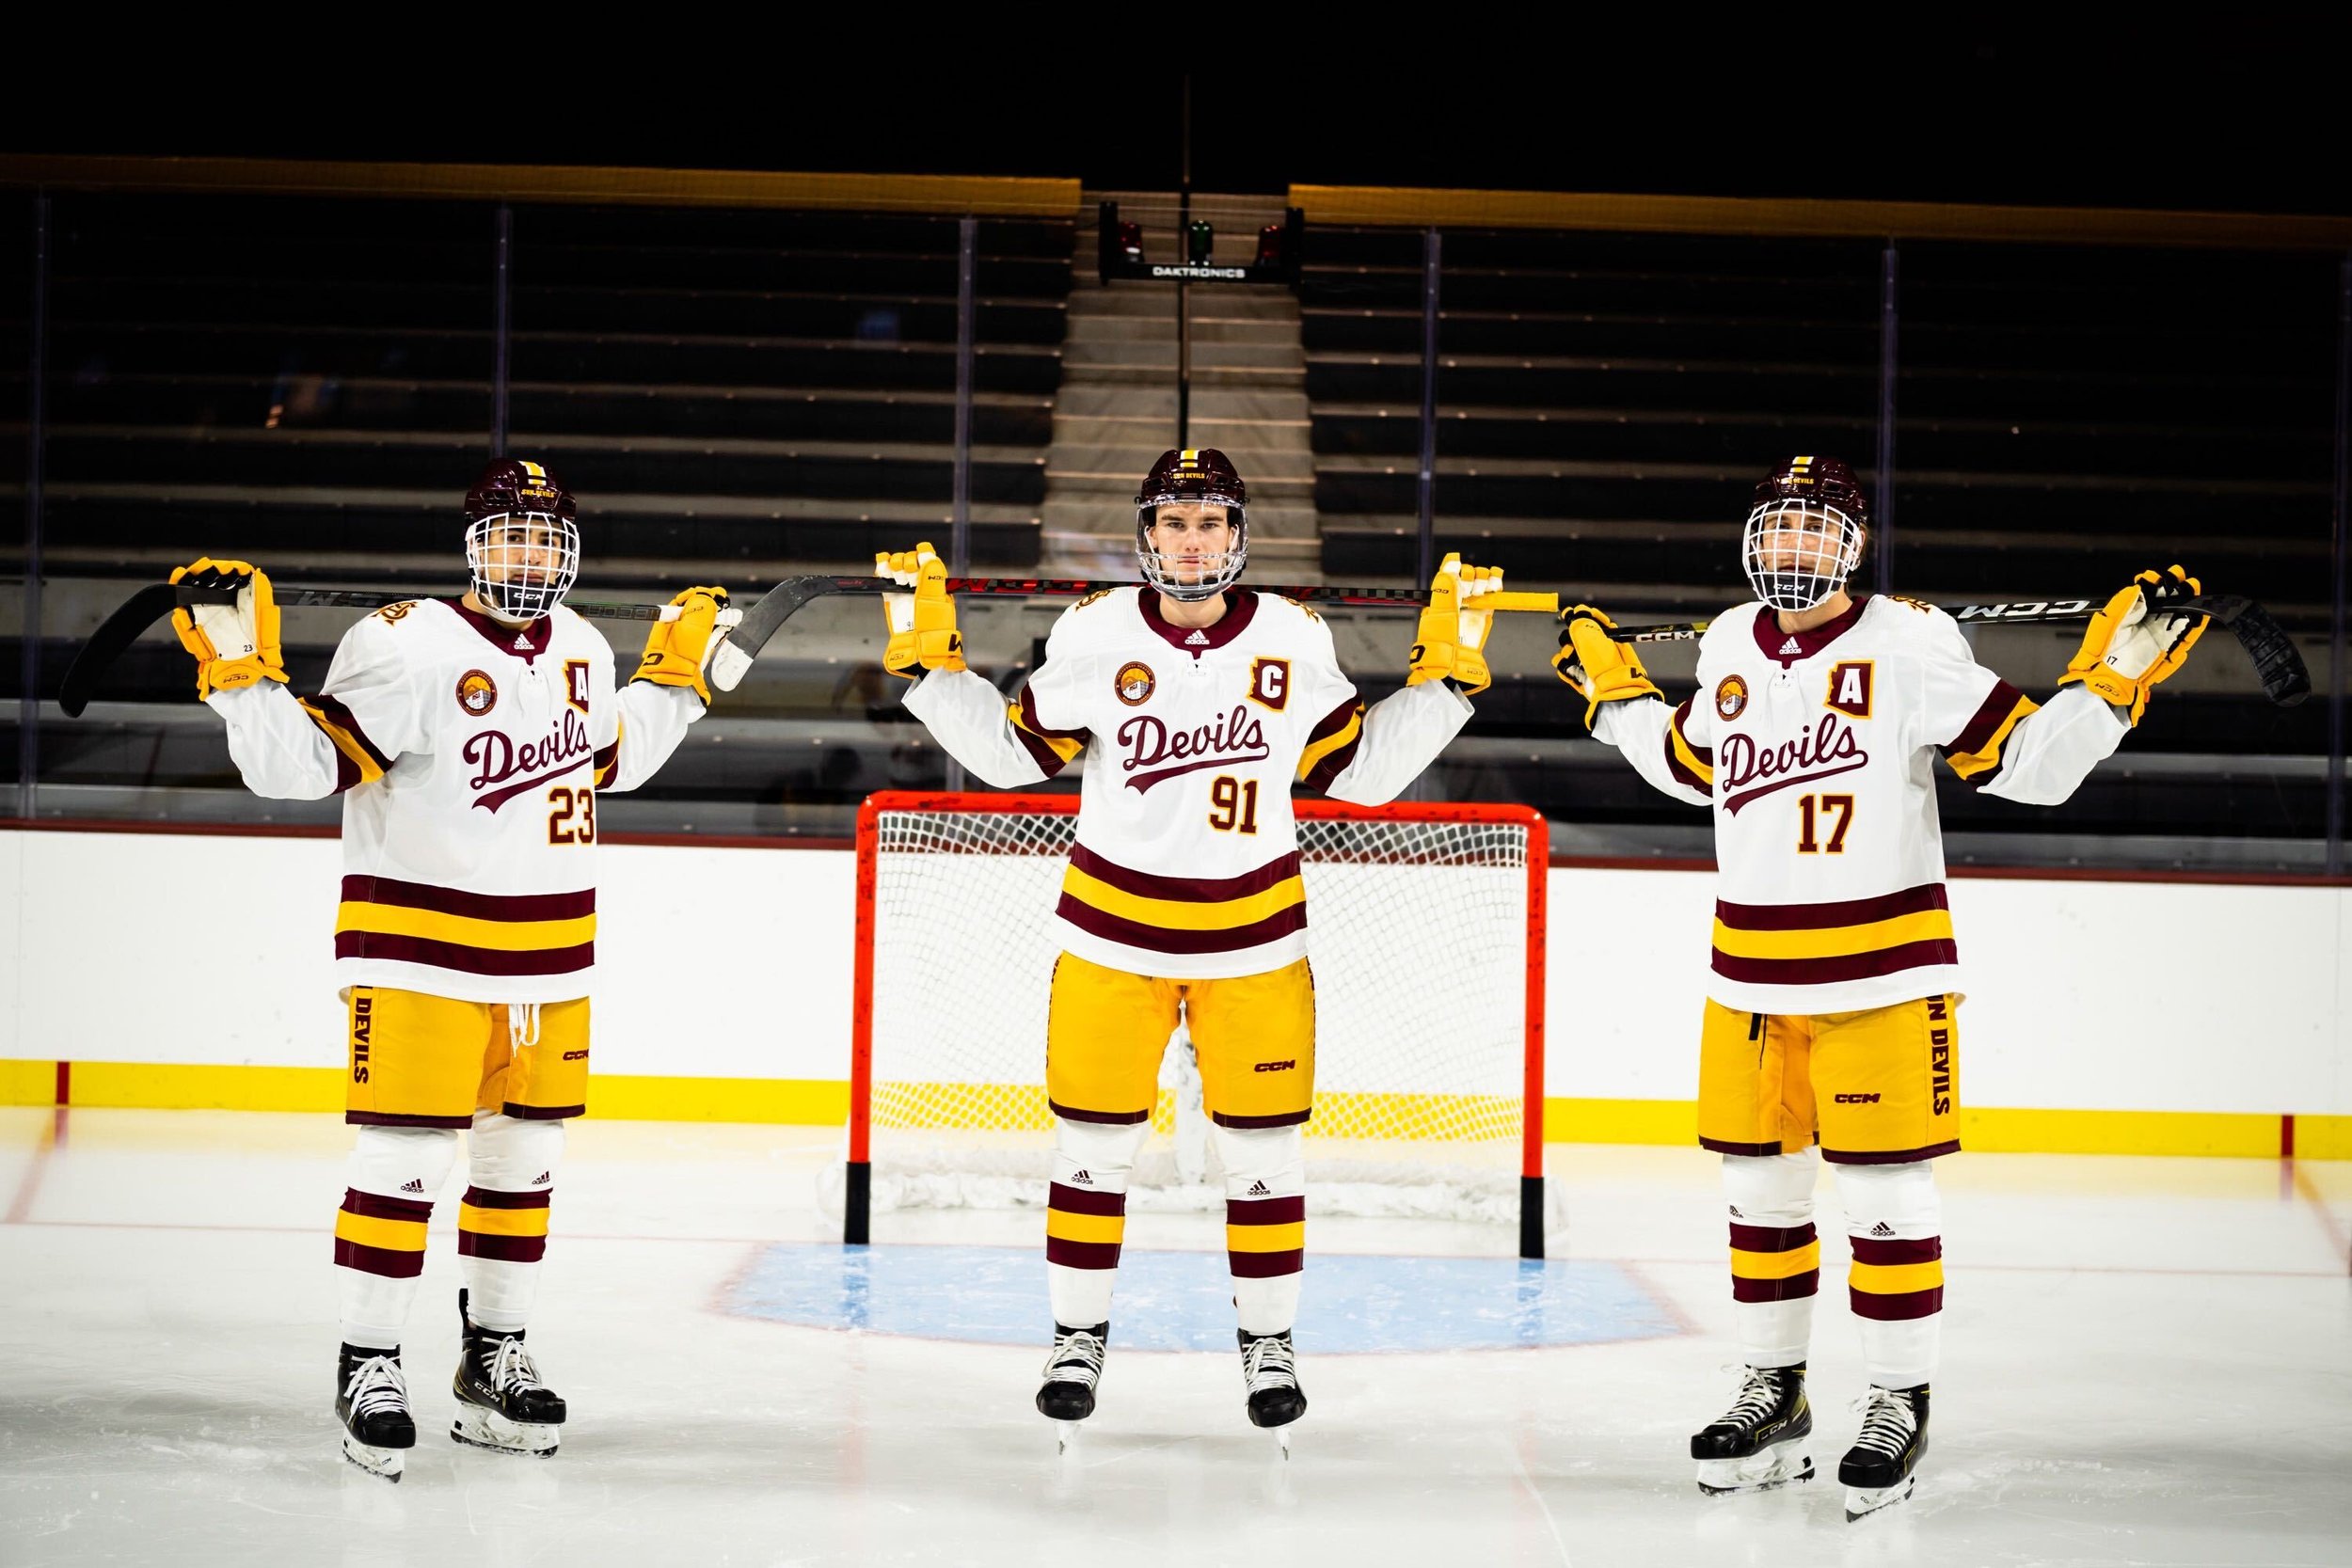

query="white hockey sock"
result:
[1835,1159,1944,1388]
[1212,1123,1306,1336]
[1044,1117,1151,1329]
[1723,1150,1821,1368]
[457,1113,565,1335]
[335,1125,460,1350]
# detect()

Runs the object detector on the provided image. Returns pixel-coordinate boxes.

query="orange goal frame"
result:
[845,791,1550,1257]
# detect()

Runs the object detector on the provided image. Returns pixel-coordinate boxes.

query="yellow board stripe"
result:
[1711,908,1956,961]
[334,902,597,953]
[1731,1241,1821,1280]
[1226,1221,1308,1253]
[1044,1209,1126,1244]
[1849,1259,1946,1295]
[1058,865,1306,932]
[334,1211,427,1253]
[457,1203,549,1239]
[1947,694,2041,780]
[1295,707,1363,782]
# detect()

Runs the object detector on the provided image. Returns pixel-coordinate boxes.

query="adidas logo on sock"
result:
[399,1179,425,1194]
[1185,629,1209,645]
[1779,637,1804,656]
[1248,1180,1271,1197]
[532,1171,551,1186]
[1870,1221,1896,1237]
[1070,1169,1092,1185]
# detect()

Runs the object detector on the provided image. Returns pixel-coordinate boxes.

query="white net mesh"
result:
[843,800,1537,1226]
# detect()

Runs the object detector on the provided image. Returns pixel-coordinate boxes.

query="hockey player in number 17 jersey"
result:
[880,448,1498,1442]
[1554,454,2209,1519]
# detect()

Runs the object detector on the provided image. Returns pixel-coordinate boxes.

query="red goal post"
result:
[845,791,1549,1258]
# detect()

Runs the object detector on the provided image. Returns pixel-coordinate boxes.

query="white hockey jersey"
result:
[208,597,703,1003]
[905,586,1473,980]
[1597,594,2128,1014]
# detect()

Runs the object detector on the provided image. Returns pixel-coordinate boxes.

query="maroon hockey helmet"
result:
[463,457,580,620]
[1135,448,1248,600]
[1743,455,1868,612]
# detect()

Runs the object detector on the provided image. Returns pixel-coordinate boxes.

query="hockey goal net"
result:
[841,791,1549,1256]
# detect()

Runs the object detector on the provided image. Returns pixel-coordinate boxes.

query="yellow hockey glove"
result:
[631,585,739,705]
[1551,605,1661,730]
[167,557,288,700]
[1405,553,1502,694]
[2056,564,2209,726]
[875,541,966,680]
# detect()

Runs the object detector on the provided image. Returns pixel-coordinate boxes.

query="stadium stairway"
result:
[1039,194,1318,579]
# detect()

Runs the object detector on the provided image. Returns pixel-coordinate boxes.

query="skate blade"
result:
[341,1433,405,1482]
[450,1402,560,1457]
[1695,1449,1814,1497]
[1053,1419,1083,1457]
[1843,1476,1915,1522]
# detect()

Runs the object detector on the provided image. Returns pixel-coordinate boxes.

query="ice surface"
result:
[2,1107,2347,1566]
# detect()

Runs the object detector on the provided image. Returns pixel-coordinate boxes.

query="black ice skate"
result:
[1037,1322,1107,1449]
[1839,1383,1929,1521]
[449,1289,565,1457]
[1691,1363,1815,1496]
[1239,1328,1307,1439]
[337,1344,417,1482]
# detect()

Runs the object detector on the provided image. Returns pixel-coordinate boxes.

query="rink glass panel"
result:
[845,794,1545,1228]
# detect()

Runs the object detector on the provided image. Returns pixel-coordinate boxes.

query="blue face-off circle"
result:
[723,1243,1682,1353]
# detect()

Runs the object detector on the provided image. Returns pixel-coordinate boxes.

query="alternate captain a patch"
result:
[1115,661,1155,705]
[1826,660,1873,719]
[455,670,499,717]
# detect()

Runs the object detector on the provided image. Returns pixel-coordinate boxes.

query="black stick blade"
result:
[2210,597,2311,708]
[57,582,182,718]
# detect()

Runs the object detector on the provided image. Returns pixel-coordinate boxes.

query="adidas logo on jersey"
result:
[1870,1221,1896,1237]
[532,1171,551,1186]
[1185,629,1209,645]
[1779,637,1804,656]
[1248,1180,1270,1197]
[399,1179,425,1194]
[1069,1169,1092,1185]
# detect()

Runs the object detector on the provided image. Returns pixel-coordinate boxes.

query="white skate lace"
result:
[1721,1366,1786,1429]
[1850,1387,1916,1459]
[482,1335,548,1396]
[1242,1334,1299,1394]
[343,1354,409,1420]
[1041,1330,1105,1389]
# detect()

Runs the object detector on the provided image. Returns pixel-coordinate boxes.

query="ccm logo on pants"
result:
[1254,1060,1296,1073]
[1835,1092,1883,1103]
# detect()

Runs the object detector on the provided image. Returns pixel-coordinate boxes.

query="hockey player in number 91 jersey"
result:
[175,459,739,1481]
[1554,454,2209,1520]
[882,448,1497,1441]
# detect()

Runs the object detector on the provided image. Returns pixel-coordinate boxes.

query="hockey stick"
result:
[58,575,1560,717]
[1605,594,2311,708]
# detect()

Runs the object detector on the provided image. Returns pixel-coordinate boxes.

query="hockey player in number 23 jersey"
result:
[1553,454,2209,1520]
[880,448,1500,1440]
[172,459,741,1482]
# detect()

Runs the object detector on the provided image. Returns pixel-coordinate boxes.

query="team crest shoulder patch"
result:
[1115,660,1156,706]
[455,669,499,717]
[1714,673,1749,721]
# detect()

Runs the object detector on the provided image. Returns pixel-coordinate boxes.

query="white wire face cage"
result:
[1135,501,1248,601]
[465,512,580,621]
[1741,499,1865,612]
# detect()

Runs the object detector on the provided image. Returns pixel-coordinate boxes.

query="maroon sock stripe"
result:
[1851,1285,1944,1321]
[1210,1108,1312,1130]
[457,1231,548,1263]
[1044,1237,1121,1270]
[1732,1270,1820,1303]
[1227,1194,1306,1226]
[461,1185,552,1210]
[1047,1100,1152,1126]
[1850,1234,1942,1265]
[334,1238,426,1278]
[1729,1221,1816,1253]
[1230,1248,1304,1279]
[1048,1181,1126,1216]
[342,1188,433,1223]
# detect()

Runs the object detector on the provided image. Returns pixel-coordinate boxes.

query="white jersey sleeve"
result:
[1283,613,1471,805]
[1917,613,2125,804]
[598,659,707,795]
[1591,690,1716,809]
[208,610,424,800]
[900,600,1091,789]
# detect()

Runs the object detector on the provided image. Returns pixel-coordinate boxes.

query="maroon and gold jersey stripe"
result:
[297,693,390,792]
[1009,682,1089,777]
[1709,881,1957,987]
[1666,696,1714,795]
[1297,697,1364,790]
[1940,682,2038,785]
